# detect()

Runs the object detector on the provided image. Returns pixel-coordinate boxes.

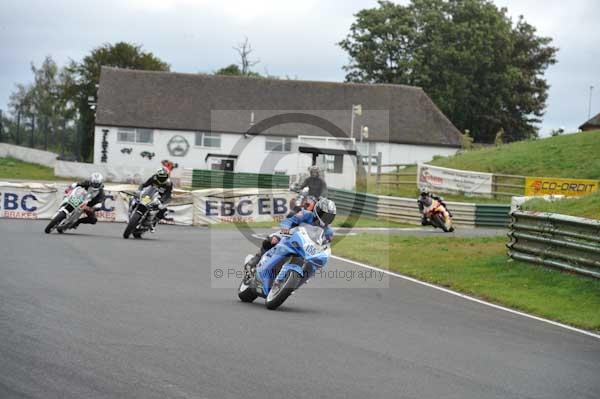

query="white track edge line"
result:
[251,232,600,340]
[331,254,600,340]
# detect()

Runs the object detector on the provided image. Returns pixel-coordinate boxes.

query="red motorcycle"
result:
[421,196,454,233]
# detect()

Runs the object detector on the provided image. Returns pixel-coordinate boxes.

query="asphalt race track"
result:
[1,220,599,399]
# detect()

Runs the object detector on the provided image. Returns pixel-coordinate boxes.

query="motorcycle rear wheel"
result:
[432,213,451,233]
[238,277,258,303]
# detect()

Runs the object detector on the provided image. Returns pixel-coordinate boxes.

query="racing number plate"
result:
[69,195,84,207]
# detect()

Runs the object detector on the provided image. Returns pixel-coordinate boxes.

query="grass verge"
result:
[430,130,600,178]
[0,157,66,181]
[332,234,600,331]
[521,191,600,220]
[360,131,600,203]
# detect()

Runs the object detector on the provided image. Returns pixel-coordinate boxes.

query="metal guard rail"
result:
[507,211,600,279]
[329,188,510,227]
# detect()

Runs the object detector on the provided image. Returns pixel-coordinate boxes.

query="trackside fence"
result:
[507,211,600,279]
[181,169,289,189]
[329,188,510,227]
[327,189,379,218]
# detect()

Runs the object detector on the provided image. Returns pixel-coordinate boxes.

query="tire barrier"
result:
[507,211,600,279]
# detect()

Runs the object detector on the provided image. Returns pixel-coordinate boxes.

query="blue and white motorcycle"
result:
[238,224,331,310]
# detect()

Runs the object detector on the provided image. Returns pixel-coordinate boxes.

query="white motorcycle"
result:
[44,186,98,234]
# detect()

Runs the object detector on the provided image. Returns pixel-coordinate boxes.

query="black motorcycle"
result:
[123,186,162,239]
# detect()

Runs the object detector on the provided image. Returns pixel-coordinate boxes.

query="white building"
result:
[94,67,461,189]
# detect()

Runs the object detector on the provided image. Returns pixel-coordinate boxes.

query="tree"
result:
[8,82,34,146]
[215,38,262,77]
[339,0,557,143]
[461,129,474,149]
[9,56,66,149]
[494,128,504,146]
[215,64,244,76]
[6,56,80,155]
[67,42,170,160]
[234,37,260,75]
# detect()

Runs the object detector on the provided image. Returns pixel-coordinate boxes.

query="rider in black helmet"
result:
[299,166,328,198]
[139,168,173,230]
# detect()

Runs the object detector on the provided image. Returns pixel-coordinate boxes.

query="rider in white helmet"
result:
[64,172,106,230]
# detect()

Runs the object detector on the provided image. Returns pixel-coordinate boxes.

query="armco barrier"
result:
[329,188,510,227]
[187,169,289,189]
[507,211,600,279]
[377,195,477,226]
[475,204,511,227]
[328,188,378,218]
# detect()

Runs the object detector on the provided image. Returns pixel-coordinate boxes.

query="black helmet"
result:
[153,168,169,185]
[313,198,336,226]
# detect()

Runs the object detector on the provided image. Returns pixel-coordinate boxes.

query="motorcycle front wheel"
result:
[45,212,66,234]
[123,212,142,239]
[265,270,303,310]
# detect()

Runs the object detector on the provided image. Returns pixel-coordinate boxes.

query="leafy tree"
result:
[495,128,504,146]
[215,64,244,76]
[8,82,34,146]
[461,129,474,149]
[7,57,67,149]
[339,0,557,143]
[67,42,170,160]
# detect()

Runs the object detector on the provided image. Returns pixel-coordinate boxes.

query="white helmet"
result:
[90,172,104,189]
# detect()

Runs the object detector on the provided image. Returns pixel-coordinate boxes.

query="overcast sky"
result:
[1,0,598,135]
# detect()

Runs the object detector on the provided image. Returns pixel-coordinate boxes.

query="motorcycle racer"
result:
[254,198,336,295]
[61,172,105,231]
[417,190,454,232]
[138,168,173,230]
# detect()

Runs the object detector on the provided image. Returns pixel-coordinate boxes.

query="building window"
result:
[117,128,153,144]
[265,137,292,152]
[195,132,221,148]
[324,154,344,174]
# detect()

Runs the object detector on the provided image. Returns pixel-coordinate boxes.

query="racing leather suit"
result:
[255,210,334,295]
[71,180,105,227]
